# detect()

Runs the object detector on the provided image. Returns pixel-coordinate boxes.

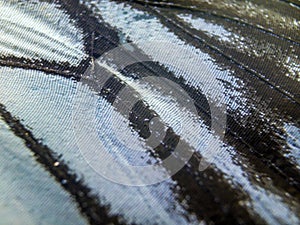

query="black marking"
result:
[125,0,300,46]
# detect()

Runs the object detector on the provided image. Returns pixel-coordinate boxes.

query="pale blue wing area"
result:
[0,119,87,225]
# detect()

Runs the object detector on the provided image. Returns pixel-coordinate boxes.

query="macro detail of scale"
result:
[0,0,299,225]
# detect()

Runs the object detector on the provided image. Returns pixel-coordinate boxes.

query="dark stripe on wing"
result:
[128,2,300,191]
[0,103,125,225]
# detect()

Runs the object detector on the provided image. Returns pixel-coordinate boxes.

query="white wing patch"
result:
[0,0,87,65]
